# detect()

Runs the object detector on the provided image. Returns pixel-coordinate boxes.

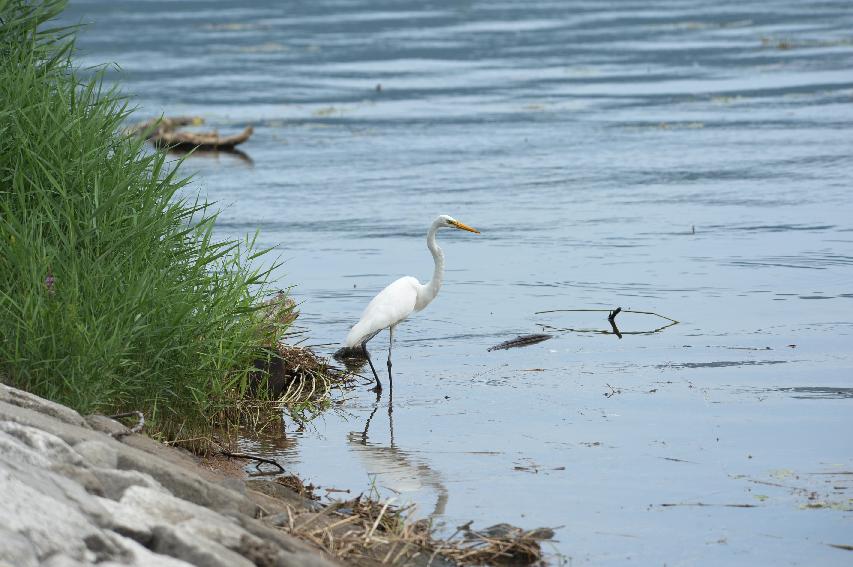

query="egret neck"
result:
[416,218,445,311]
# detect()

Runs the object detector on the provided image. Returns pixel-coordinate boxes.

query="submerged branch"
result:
[218,449,286,473]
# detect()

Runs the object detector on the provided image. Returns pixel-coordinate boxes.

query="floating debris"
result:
[487,334,553,352]
[127,116,253,151]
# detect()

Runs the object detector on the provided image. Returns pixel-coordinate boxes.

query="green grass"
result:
[0,0,283,438]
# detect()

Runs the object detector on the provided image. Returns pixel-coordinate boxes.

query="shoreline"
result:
[0,383,551,566]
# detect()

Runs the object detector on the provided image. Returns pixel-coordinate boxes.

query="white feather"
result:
[345,276,420,347]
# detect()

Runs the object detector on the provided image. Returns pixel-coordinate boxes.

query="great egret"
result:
[341,215,480,392]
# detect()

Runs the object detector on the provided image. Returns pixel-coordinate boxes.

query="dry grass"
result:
[263,491,553,567]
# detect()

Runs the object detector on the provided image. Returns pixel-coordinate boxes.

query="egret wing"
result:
[345,277,419,347]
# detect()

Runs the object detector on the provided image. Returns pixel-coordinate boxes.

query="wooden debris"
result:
[127,116,253,151]
[487,334,552,352]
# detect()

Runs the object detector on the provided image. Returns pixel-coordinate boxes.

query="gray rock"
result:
[90,467,166,500]
[0,399,99,447]
[0,465,100,562]
[0,527,39,567]
[150,525,255,567]
[0,421,86,466]
[0,428,53,469]
[246,478,322,511]
[103,485,255,549]
[117,451,258,517]
[39,555,88,567]
[85,414,129,436]
[51,463,107,497]
[74,440,119,469]
[234,514,340,567]
[0,384,88,428]
[98,531,194,567]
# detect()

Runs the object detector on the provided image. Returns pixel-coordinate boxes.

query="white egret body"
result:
[343,215,479,391]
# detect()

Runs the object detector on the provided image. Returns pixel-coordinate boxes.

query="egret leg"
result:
[387,326,394,390]
[363,343,382,392]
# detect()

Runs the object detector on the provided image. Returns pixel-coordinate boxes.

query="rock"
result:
[90,467,166,500]
[0,399,99,447]
[39,556,88,567]
[0,427,53,468]
[0,385,343,567]
[51,463,107,496]
[0,421,86,466]
[116,451,258,517]
[246,478,321,511]
[150,525,255,567]
[0,384,88,428]
[85,414,129,436]
[74,440,119,469]
[98,531,194,567]
[107,486,252,545]
[0,465,101,562]
[0,526,39,567]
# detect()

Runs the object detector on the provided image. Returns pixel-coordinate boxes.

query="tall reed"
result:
[0,0,280,437]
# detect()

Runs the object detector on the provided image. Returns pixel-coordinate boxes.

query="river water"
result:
[63,1,853,564]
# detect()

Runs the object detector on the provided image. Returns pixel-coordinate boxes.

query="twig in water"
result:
[607,307,623,339]
[604,383,622,398]
[536,307,678,323]
[107,411,145,438]
[219,449,286,473]
[536,307,679,337]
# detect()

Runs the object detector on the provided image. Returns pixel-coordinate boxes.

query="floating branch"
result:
[536,308,678,323]
[535,308,679,338]
[608,307,623,339]
[487,333,553,352]
[127,116,254,151]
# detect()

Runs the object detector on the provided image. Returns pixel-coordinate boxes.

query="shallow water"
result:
[64,1,853,564]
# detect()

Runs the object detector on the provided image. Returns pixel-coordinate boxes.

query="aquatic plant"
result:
[0,0,287,438]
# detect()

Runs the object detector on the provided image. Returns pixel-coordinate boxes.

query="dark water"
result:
[64,1,853,564]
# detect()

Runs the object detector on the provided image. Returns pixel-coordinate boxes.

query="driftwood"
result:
[127,116,253,151]
[487,334,553,352]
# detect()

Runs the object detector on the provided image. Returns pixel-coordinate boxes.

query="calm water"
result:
[64,1,853,564]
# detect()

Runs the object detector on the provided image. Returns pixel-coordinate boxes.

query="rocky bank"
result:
[0,383,338,567]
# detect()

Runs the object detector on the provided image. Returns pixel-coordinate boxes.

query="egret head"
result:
[438,214,480,234]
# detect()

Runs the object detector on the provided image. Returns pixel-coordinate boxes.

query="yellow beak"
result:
[450,220,480,234]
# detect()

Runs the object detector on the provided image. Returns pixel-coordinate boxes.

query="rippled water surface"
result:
[64,1,853,564]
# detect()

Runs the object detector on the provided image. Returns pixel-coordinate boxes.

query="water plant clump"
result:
[0,0,306,439]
